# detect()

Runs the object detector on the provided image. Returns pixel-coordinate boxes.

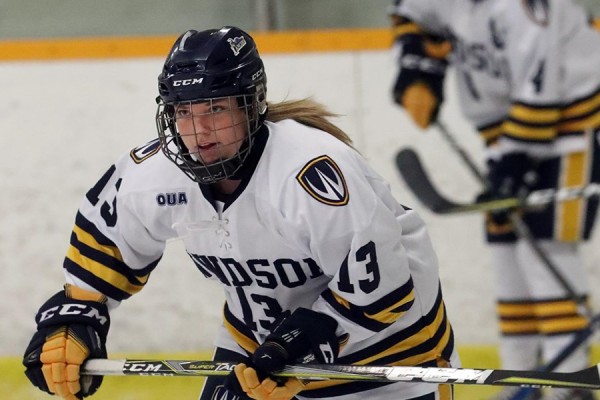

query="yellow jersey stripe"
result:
[510,104,561,124]
[559,110,600,132]
[499,319,539,334]
[557,151,588,241]
[539,316,589,334]
[562,90,600,119]
[480,125,503,145]
[65,245,147,295]
[502,120,557,141]
[73,224,123,260]
[533,299,579,317]
[365,289,415,324]
[223,322,259,355]
[332,291,351,309]
[357,301,449,365]
[497,302,536,318]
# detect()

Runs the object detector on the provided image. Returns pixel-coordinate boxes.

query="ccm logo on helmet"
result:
[252,68,264,81]
[173,78,204,87]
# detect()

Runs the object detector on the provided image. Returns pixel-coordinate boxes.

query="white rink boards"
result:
[2,50,599,356]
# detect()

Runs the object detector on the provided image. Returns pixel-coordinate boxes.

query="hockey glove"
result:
[392,19,451,129]
[479,152,537,225]
[23,284,110,400]
[233,363,305,400]
[225,308,340,400]
[487,152,537,199]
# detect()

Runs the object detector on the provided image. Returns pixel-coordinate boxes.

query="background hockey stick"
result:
[396,122,599,399]
[435,121,487,184]
[509,313,600,400]
[431,122,588,307]
[82,358,600,390]
[396,125,592,305]
[398,122,597,303]
[396,145,599,397]
[395,148,600,214]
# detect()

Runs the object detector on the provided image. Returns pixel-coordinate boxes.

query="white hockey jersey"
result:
[392,0,600,159]
[64,119,455,398]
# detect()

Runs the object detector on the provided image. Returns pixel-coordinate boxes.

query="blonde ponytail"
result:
[266,99,354,148]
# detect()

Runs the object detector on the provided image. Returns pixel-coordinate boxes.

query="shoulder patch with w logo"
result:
[296,155,349,206]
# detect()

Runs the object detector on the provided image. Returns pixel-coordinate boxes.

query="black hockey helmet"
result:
[156,26,267,184]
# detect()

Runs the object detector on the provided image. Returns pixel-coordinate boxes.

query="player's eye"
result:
[210,105,227,113]
[175,108,192,118]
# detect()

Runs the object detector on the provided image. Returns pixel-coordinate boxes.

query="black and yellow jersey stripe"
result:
[479,86,600,146]
[222,286,454,397]
[63,212,160,301]
[321,277,415,331]
[497,296,589,336]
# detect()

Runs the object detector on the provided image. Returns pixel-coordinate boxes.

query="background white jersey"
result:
[391,0,600,382]
[64,119,456,398]
[393,0,600,159]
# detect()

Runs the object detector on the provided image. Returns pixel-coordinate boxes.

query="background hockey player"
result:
[389,1,600,399]
[22,26,459,400]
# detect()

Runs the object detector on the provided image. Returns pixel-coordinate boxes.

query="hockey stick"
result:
[435,121,487,184]
[395,148,600,214]
[432,122,587,307]
[397,131,590,305]
[396,124,599,398]
[509,314,600,399]
[81,358,600,390]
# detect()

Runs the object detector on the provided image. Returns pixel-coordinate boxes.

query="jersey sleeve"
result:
[276,150,440,342]
[63,148,166,305]
[495,0,600,154]
[390,0,453,35]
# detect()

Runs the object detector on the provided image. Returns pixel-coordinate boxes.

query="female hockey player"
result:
[23,26,459,400]
[388,1,600,399]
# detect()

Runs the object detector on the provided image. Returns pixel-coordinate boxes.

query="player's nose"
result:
[191,114,214,135]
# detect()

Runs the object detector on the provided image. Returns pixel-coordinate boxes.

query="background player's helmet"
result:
[156,26,267,184]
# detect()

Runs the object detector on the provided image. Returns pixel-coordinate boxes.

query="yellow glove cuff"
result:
[235,363,305,400]
[402,83,438,129]
[64,283,107,303]
[424,39,452,59]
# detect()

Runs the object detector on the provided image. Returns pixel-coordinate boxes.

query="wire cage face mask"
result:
[156,26,268,183]
[156,93,264,184]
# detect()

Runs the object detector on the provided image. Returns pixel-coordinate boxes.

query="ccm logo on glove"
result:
[23,285,110,400]
[38,304,108,325]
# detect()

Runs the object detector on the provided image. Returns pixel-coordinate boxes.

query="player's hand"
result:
[392,32,450,129]
[234,363,304,400]
[225,308,341,398]
[487,152,537,199]
[400,82,440,129]
[476,189,513,227]
[477,152,537,229]
[23,285,110,399]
